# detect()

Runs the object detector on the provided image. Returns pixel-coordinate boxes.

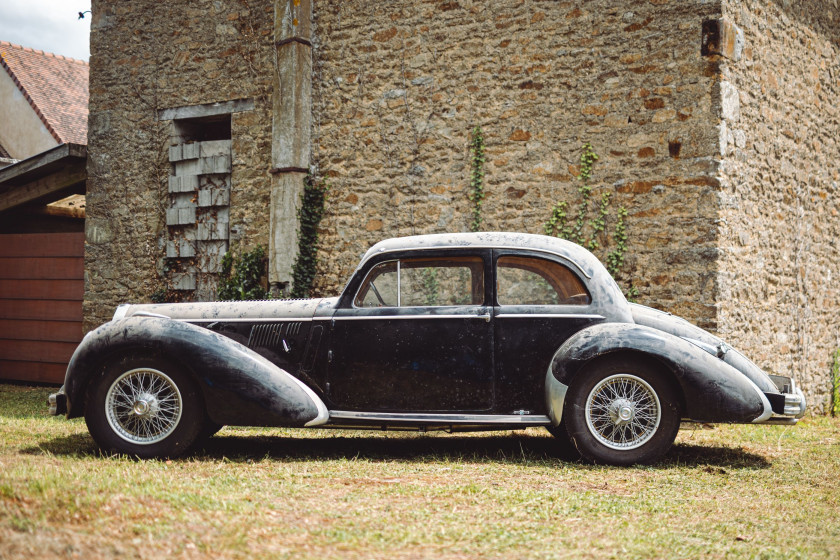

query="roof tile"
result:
[0,41,89,145]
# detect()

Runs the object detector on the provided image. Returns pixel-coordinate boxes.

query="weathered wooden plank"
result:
[0,257,84,280]
[0,300,82,322]
[0,144,85,184]
[0,320,82,343]
[0,279,84,300]
[0,162,86,212]
[0,360,66,384]
[0,339,78,364]
[0,232,84,258]
[0,231,84,384]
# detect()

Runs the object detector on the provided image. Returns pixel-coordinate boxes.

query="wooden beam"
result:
[0,143,85,184]
[29,202,86,219]
[0,161,86,212]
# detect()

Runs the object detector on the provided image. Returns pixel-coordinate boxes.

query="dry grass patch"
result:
[1,383,838,559]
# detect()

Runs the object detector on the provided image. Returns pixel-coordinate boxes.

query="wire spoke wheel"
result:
[584,373,661,451]
[105,368,183,445]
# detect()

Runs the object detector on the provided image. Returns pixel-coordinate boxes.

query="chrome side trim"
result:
[327,410,552,425]
[183,317,314,323]
[498,314,604,320]
[544,367,569,427]
[331,314,491,321]
[754,417,798,425]
[133,311,171,319]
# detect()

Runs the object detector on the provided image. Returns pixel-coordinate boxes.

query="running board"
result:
[327,410,552,427]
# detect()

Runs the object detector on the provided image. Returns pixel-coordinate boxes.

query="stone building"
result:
[85,0,839,410]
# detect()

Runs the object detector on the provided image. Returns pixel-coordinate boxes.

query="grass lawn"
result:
[1,383,838,559]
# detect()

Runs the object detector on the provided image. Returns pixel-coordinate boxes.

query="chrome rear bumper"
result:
[48,386,67,416]
[755,375,806,425]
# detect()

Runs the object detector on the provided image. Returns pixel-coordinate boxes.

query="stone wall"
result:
[310,0,724,328]
[85,0,839,408]
[85,0,276,330]
[716,0,840,411]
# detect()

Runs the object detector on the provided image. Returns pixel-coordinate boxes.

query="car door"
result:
[327,250,494,412]
[492,250,605,414]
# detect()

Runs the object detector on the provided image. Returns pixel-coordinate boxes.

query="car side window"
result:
[354,256,484,308]
[496,255,590,306]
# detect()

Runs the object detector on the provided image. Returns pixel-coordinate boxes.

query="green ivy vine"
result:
[571,142,597,245]
[468,126,486,232]
[544,142,637,300]
[291,174,329,299]
[218,245,270,300]
[422,268,440,306]
[831,348,840,417]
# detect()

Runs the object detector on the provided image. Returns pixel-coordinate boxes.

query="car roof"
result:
[361,232,603,279]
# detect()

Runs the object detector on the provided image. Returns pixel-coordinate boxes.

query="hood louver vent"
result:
[247,322,302,350]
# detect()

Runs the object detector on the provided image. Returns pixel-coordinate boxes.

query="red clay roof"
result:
[0,41,89,145]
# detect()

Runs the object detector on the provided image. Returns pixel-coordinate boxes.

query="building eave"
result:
[0,143,87,213]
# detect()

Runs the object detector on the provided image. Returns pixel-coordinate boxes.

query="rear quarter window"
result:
[497,255,590,306]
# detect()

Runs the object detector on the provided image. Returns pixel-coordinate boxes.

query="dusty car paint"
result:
[63,317,328,427]
[50,232,806,462]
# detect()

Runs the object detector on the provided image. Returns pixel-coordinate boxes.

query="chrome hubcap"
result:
[132,394,157,416]
[105,368,183,445]
[614,400,634,423]
[585,374,661,450]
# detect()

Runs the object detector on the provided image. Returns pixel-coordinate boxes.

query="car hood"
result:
[114,297,339,322]
[629,303,778,394]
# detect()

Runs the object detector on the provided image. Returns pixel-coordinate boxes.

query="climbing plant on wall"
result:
[218,245,270,300]
[831,348,840,417]
[468,126,486,232]
[544,142,637,300]
[291,175,329,299]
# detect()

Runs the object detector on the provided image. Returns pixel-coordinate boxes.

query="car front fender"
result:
[63,317,329,427]
[546,323,771,424]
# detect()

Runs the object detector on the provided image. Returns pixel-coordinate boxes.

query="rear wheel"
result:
[562,358,681,466]
[84,353,204,458]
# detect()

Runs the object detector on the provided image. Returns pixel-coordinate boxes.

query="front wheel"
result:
[562,358,681,466]
[84,353,204,458]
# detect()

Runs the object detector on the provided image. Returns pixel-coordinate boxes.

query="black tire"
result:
[199,420,224,441]
[192,419,224,450]
[84,352,204,459]
[562,357,681,466]
[546,423,582,462]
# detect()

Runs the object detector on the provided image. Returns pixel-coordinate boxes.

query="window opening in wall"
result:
[165,113,233,301]
[174,115,232,142]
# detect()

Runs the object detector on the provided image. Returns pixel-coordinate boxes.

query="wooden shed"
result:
[0,144,86,384]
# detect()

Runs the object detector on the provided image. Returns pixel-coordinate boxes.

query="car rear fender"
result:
[63,317,329,427]
[546,323,771,424]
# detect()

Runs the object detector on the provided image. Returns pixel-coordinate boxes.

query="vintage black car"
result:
[49,233,806,465]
